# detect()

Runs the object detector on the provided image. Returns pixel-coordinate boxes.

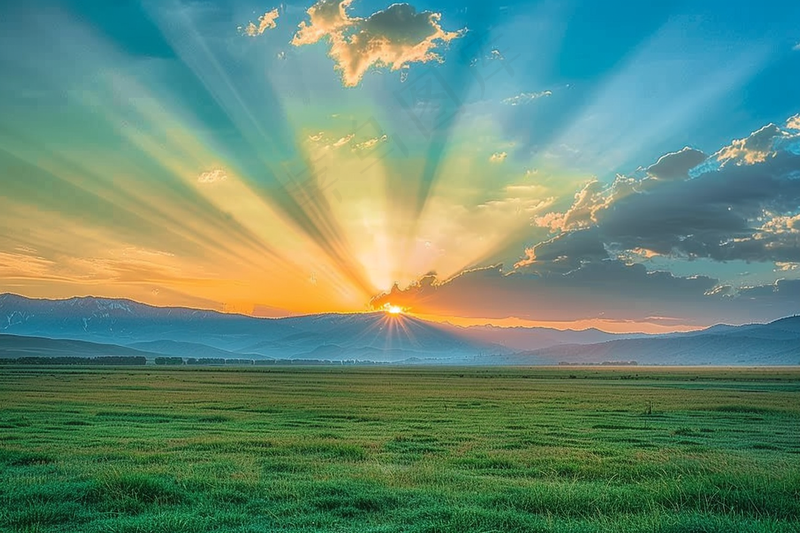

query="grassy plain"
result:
[0,366,799,532]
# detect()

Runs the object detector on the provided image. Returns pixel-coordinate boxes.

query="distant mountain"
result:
[499,316,800,366]
[1,294,797,365]
[0,294,506,362]
[126,340,271,360]
[0,333,159,359]
[679,316,800,341]
[0,293,294,351]
[443,323,639,351]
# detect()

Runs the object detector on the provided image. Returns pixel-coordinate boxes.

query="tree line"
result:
[0,356,147,365]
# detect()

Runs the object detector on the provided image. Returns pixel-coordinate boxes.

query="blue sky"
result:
[0,0,798,331]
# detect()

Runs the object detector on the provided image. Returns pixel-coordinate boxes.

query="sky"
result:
[0,0,799,333]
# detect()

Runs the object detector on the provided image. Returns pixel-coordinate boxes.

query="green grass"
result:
[1,366,799,532]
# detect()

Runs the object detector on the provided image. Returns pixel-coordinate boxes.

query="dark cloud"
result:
[370,260,798,325]
[515,229,609,272]
[646,147,707,181]
[371,261,721,323]
[533,122,800,265]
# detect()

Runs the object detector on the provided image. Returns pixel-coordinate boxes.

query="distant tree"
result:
[154,357,184,366]
[225,359,254,365]
[0,356,146,366]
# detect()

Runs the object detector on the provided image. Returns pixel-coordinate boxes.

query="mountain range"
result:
[0,294,798,365]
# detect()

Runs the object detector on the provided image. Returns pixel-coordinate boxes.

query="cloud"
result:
[0,251,57,279]
[354,135,388,150]
[239,9,279,37]
[0,246,198,288]
[291,0,464,87]
[307,129,388,150]
[369,260,800,325]
[291,0,353,46]
[532,119,800,265]
[489,152,507,163]
[369,262,712,323]
[501,90,552,106]
[714,124,785,166]
[514,229,609,271]
[646,147,707,181]
[197,169,228,184]
[533,179,608,232]
[788,115,800,130]
[331,133,354,148]
[794,42,800,51]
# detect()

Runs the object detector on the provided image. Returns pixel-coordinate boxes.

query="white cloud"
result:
[198,169,228,183]
[354,135,388,150]
[489,151,507,163]
[239,9,279,37]
[712,123,800,167]
[307,130,385,150]
[501,90,552,106]
[715,124,781,165]
[760,213,800,234]
[291,1,464,87]
[331,133,354,148]
[533,179,608,232]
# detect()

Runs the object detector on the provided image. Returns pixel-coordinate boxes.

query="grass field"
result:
[1,366,799,532]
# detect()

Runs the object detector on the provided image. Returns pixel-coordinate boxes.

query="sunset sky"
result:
[1,0,799,332]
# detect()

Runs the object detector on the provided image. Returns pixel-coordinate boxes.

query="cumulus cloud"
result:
[533,179,608,232]
[291,0,464,87]
[788,114,800,130]
[714,124,785,165]
[501,90,552,106]
[646,147,707,181]
[533,119,800,265]
[239,9,279,37]
[197,169,228,184]
[331,133,355,148]
[489,151,507,163]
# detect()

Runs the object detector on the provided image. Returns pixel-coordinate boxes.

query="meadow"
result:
[0,366,799,532]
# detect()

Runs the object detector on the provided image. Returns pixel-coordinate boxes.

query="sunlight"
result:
[385,304,405,315]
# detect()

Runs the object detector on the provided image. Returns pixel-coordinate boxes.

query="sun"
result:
[384,304,405,315]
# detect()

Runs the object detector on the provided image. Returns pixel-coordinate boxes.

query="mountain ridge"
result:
[0,293,507,361]
[1,294,798,365]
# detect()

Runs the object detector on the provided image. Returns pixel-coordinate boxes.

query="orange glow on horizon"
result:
[412,312,707,335]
